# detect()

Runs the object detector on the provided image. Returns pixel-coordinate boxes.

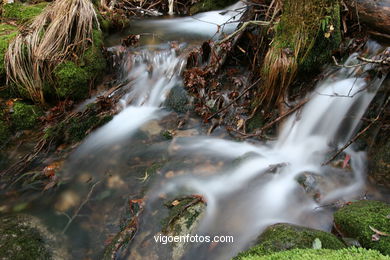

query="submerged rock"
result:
[0,214,70,259]
[334,200,390,255]
[238,247,390,260]
[234,223,345,259]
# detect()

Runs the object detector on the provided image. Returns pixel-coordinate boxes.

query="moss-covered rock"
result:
[239,247,390,260]
[11,101,42,130]
[163,197,206,260]
[334,200,390,255]
[190,0,237,14]
[51,30,106,100]
[0,24,18,84]
[44,107,112,145]
[53,61,89,100]
[0,214,69,259]
[165,85,193,113]
[2,2,48,23]
[235,223,345,259]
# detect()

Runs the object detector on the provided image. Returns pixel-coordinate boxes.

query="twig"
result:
[357,56,390,66]
[206,78,261,121]
[258,99,308,133]
[322,96,390,166]
[332,56,367,68]
[62,180,101,234]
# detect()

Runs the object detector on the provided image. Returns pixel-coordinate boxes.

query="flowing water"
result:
[3,3,389,260]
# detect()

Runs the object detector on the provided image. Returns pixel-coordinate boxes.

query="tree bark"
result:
[346,0,390,35]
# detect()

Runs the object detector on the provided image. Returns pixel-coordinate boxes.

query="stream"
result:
[2,2,389,260]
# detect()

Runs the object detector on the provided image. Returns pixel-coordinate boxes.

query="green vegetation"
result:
[235,223,345,259]
[11,101,42,130]
[334,200,390,255]
[239,247,390,260]
[2,2,49,23]
[0,24,18,83]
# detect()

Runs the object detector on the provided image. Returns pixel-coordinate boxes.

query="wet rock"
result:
[234,223,345,259]
[0,214,70,259]
[236,247,390,260]
[334,200,390,255]
[165,85,193,113]
[295,169,355,201]
[163,197,206,260]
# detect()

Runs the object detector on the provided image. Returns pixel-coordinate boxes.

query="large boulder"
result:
[334,200,390,255]
[235,223,345,259]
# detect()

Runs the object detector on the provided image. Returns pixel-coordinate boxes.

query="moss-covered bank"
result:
[239,247,390,260]
[334,200,390,255]
[2,2,49,23]
[235,223,345,259]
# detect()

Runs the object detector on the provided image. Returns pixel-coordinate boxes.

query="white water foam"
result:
[142,41,387,260]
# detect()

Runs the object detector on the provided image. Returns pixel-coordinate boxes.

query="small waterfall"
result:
[129,41,387,260]
[71,45,187,155]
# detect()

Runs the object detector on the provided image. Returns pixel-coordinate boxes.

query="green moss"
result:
[11,101,42,130]
[300,3,341,72]
[239,247,390,260]
[51,30,105,100]
[67,115,112,142]
[190,0,237,14]
[44,113,112,144]
[53,61,89,100]
[334,200,390,255]
[0,24,18,84]
[235,223,345,259]
[268,0,341,72]
[0,119,10,145]
[0,215,51,260]
[2,2,48,23]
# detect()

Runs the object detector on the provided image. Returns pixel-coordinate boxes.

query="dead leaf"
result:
[171,200,180,206]
[372,233,380,241]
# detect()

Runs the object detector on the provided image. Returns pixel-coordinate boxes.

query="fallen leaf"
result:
[171,200,180,206]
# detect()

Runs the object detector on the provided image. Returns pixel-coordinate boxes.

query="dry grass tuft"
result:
[258,0,330,107]
[5,0,99,104]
